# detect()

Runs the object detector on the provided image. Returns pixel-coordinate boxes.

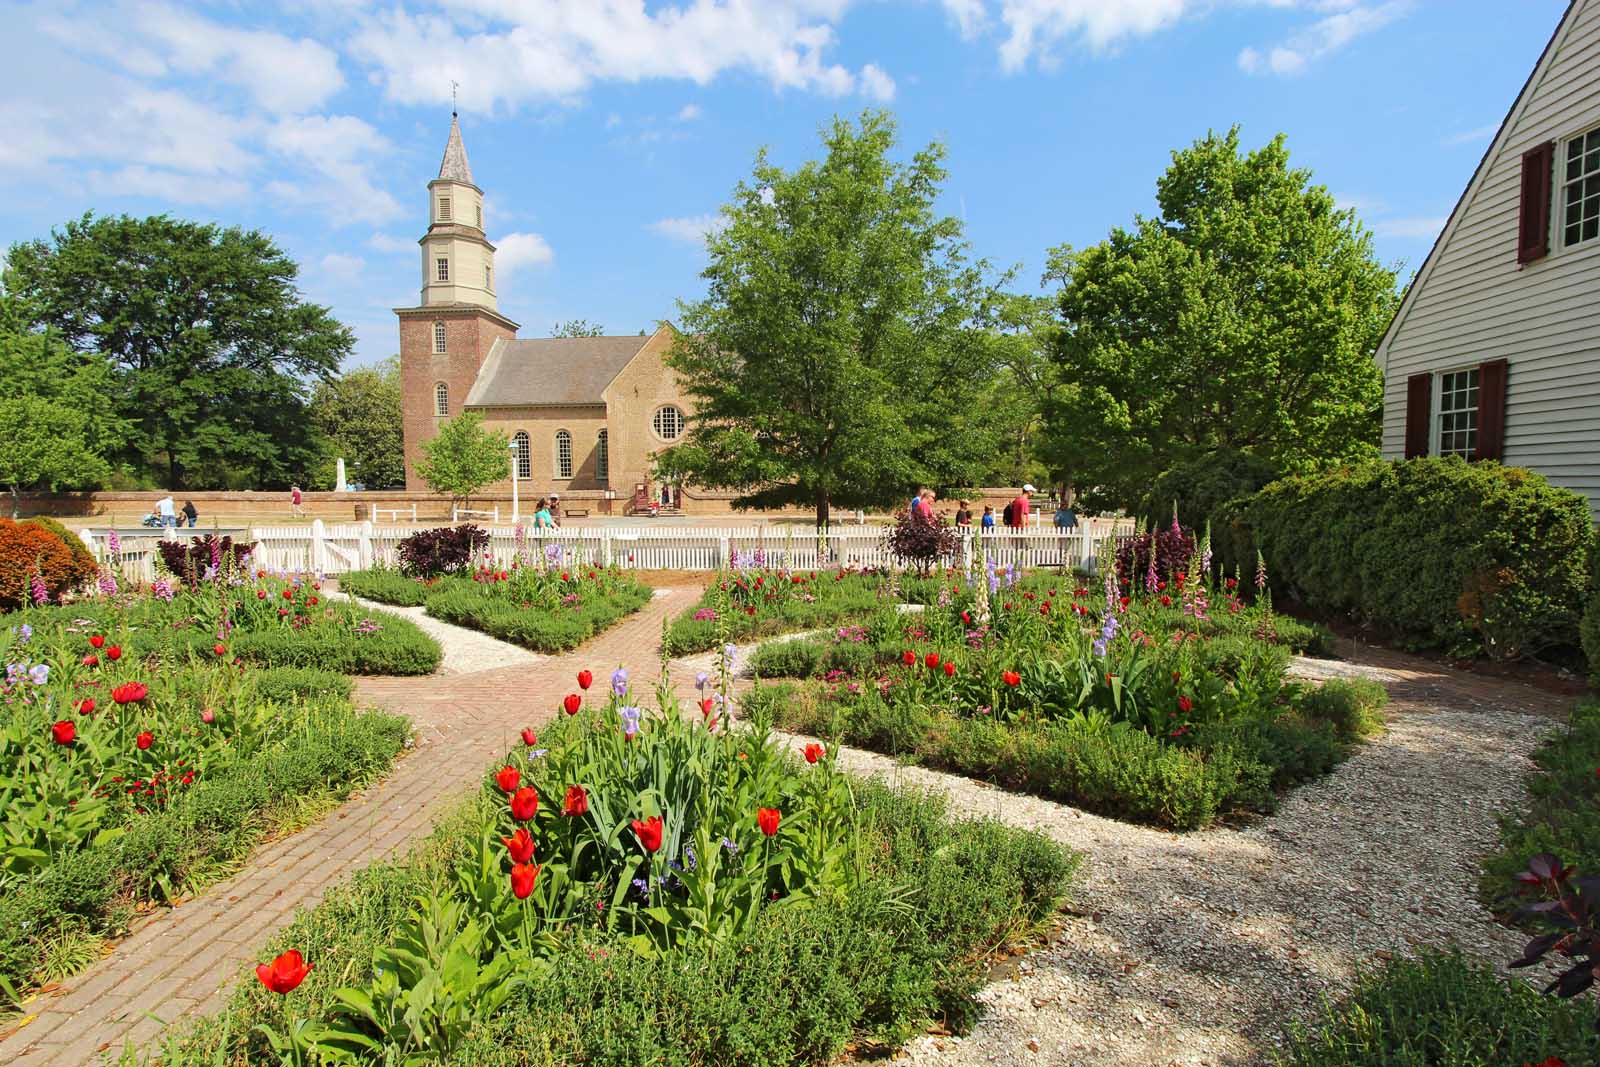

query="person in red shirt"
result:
[915,488,935,523]
[1009,484,1035,528]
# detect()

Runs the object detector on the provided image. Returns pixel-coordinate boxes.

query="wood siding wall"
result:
[1379,0,1600,522]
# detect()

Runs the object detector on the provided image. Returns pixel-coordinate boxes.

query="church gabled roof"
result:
[437,113,474,185]
[465,335,653,408]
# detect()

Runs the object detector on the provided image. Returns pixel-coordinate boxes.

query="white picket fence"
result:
[81,517,1135,581]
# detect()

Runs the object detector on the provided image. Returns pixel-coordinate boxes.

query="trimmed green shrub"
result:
[252,666,354,703]
[424,581,651,653]
[340,567,433,607]
[1218,457,1597,658]
[1582,562,1600,684]
[1481,701,1600,910]
[666,573,888,654]
[1139,449,1280,533]
[1296,677,1387,742]
[228,621,441,675]
[1278,949,1600,1067]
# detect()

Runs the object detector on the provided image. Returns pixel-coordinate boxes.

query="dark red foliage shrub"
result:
[397,524,489,577]
[1114,521,1196,592]
[0,518,75,608]
[1509,852,1600,1028]
[883,513,961,577]
[157,535,255,584]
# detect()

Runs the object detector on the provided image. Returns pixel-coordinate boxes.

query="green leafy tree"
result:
[1040,128,1399,511]
[664,111,1003,525]
[0,293,119,514]
[415,411,509,507]
[310,357,406,490]
[3,214,352,490]
[553,319,606,337]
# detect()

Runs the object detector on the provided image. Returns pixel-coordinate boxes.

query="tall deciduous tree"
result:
[3,214,351,490]
[1040,128,1399,511]
[309,357,406,490]
[552,319,605,337]
[664,111,1003,526]
[415,411,509,507]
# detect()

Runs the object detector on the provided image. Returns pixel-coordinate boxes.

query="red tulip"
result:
[803,742,825,764]
[213,643,227,656]
[901,650,916,666]
[1178,695,1194,713]
[1001,670,1021,687]
[576,670,593,690]
[562,784,588,816]
[51,720,75,745]
[282,589,294,600]
[510,862,540,899]
[82,654,98,667]
[562,693,581,715]
[924,653,940,670]
[1226,577,1238,590]
[757,807,781,837]
[631,814,663,852]
[255,950,311,994]
[502,827,535,864]
[135,731,153,750]
[520,727,538,746]
[257,590,267,600]
[960,611,971,624]
[943,661,956,677]
[76,698,96,714]
[201,708,216,724]
[112,682,149,705]
[278,609,289,617]
[700,698,714,718]
[89,634,105,649]
[510,786,539,821]
[1160,595,1172,607]
[495,765,521,794]
[1119,596,1130,610]
[106,645,122,661]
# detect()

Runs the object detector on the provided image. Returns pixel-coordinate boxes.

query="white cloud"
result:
[497,232,555,271]
[346,1,884,111]
[940,0,987,39]
[368,233,415,254]
[1373,215,1447,239]
[318,252,368,283]
[86,165,251,206]
[264,114,401,225]
[676,103,703,121]
[859,62,896,101]
[1238,2,1410,77]
[1441,123,1499,148]
[647,213,729,244]
[992,0,1191,73]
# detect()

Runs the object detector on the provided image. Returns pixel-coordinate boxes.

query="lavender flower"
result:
[752,545,766,568]
[28,664,49,686]
[150,577,175,602]
[526,747,549,761]
[682,843,697,871]
[545,542,564,565]
[13,624,31,645]
[721,836,739,856]
[610,666,628,697]
[721,643,738,675]
[98,568,118,597]
[695,671,709,690]
[5,663,23,686]
[1093,612,1120,657]
[30,574,49,606]
[619,705,642,740]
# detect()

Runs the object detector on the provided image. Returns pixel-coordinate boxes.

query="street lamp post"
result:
[508,440,519,524]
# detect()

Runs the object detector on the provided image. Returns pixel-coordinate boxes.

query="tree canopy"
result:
[553,319,606,337]
[1038,128,1399,511]
[662,111,1005,525]
[415,411,509,506]
[3,214,352,490]
[309,357,406,490]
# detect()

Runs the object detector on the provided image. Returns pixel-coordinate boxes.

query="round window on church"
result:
[652,405,685,441]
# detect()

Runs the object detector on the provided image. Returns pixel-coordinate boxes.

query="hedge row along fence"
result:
[1215,457,1596,660]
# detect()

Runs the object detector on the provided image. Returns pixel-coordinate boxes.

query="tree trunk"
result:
[8,484,18,520]
[814,487,830,530]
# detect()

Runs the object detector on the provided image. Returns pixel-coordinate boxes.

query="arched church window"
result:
[434,382,448,417]
[433,322,446,353]
[652,405,684,441]
[555,430,573,479]
[512,431,530,480]
[595,430,609,481]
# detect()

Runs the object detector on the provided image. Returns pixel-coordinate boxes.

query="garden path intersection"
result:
[0,587,1571,1066]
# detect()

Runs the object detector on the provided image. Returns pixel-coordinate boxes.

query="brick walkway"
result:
[0,585,699,1066]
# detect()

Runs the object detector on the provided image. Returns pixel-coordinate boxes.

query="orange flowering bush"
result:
[0,518,78,609]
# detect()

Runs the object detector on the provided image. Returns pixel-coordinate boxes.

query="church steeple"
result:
[419,112,497,311]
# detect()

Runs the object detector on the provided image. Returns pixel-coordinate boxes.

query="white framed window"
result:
[1434,367,1479,458]
[596,430,609,480]
[512,431,530,480]
[436,258,449,282]
[1560,124,1600,249]
[438,196,452,221]
[555,430,573,479]
[433,322,446,353]
[434,382,449,417]
[652,405,684,441]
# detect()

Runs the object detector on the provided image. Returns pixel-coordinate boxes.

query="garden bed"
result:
[0,612,408,1004]
[340,565,652,654]
[142,672,1078,1066]
[664,569,927,655]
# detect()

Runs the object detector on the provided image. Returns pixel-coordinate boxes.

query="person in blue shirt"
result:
[980,505,996,530]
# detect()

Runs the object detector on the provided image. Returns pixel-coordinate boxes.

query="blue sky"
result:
[0,0,1572,367]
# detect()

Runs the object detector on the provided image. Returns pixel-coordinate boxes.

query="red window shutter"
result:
[1517,142,1554,264]
[1475,359,1508,462]
[1404,373,1432,459]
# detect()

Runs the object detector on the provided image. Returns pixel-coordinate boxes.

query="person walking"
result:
[155,494,177,528]
[1053,499,1077,531]
[908,486,925,520]
[548,494,562,526]
[533,498,553,529]
[1009,484,1035,529]
[290,485,304,518]
[954,500,972,527]
[181,499,198,528]
[915,488,935,523]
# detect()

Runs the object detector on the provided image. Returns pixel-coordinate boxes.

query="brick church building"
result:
[398,114,694,511]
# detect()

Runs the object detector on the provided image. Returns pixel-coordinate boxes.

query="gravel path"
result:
[722,647,1568,1066]
[336,592,545,674]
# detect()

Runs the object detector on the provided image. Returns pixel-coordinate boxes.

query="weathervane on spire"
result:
[450,80,459,117]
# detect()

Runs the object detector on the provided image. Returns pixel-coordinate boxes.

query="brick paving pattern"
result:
[0,585,697,1066]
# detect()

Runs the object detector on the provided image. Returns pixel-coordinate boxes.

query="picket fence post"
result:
[310,519,326,574]
[358,520,374,569]
[601,531,613,568]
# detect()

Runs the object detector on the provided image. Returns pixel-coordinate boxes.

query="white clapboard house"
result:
[1375,0,1600,522]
